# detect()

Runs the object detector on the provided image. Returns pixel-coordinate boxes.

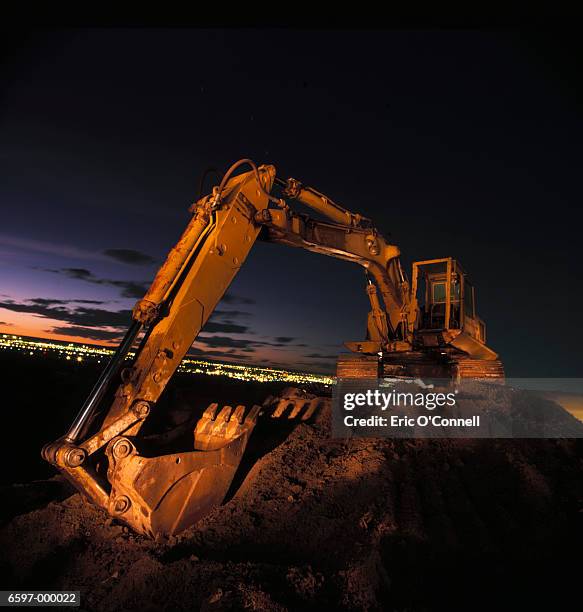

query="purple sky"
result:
[1,29,582,376]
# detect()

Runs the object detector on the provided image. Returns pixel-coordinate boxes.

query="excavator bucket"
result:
[105,403,261,537]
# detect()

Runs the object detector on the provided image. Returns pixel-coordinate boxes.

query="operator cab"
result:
[412,258,486,345]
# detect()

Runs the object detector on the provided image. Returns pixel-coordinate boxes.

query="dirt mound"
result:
[1,402,582,610]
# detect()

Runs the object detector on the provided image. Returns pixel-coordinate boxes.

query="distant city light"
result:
[0,334,335,386]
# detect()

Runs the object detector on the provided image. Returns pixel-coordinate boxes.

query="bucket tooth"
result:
[301,398,321,421]
[225,406,246,438]
[206,406,233,441]
[194,402,220,445]
[201,402,219,420]
[287,400,306,419]
[195,404,230,450]
[245,404,262,424]
[272,399,292,418]
[232,404,246,424]
[217,405,233,421]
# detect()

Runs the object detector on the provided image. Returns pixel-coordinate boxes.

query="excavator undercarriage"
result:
[338,351,504,382]
[43,159,503,537]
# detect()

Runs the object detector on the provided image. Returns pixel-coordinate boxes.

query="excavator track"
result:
[338,351,505,383]
[337,354,381,378]
[451,357,505,382]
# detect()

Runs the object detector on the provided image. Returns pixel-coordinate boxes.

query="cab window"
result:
[432,282,446,303]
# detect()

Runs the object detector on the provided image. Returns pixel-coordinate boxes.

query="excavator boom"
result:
[43,162,277,535]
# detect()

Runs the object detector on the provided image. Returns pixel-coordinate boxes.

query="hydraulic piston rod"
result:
[64,319,142,443]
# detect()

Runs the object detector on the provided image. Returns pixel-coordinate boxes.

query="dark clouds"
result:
[103,248,156,265]
[57,306,131,328]
[50,325,124,341]
[195,308,315,361]
[197,335,255,351]
[1,295,335,371]
[29,297,106,306]
[0,295,302,355]
[222,292,255,305]
[3,264,336,370]
[213,309,251,319]
[202,321,248,334]
[62,268,92,279]
[195,332,304,354]
[46,268,149,299]
[0,298,130,331]
[201,307,251,334]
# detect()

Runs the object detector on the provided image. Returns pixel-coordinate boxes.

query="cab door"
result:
[429,278,447,328]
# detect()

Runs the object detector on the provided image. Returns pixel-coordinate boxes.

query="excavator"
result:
[42,159,503,537]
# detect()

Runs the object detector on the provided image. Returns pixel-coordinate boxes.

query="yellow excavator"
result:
[42,159,503,537]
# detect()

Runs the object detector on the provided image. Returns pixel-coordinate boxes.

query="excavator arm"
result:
[43,162,281,535]
[256,203,413,343]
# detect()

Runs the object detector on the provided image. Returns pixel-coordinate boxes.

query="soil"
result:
[1,354,582,610]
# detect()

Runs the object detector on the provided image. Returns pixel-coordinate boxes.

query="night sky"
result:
[1,29,581,375]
